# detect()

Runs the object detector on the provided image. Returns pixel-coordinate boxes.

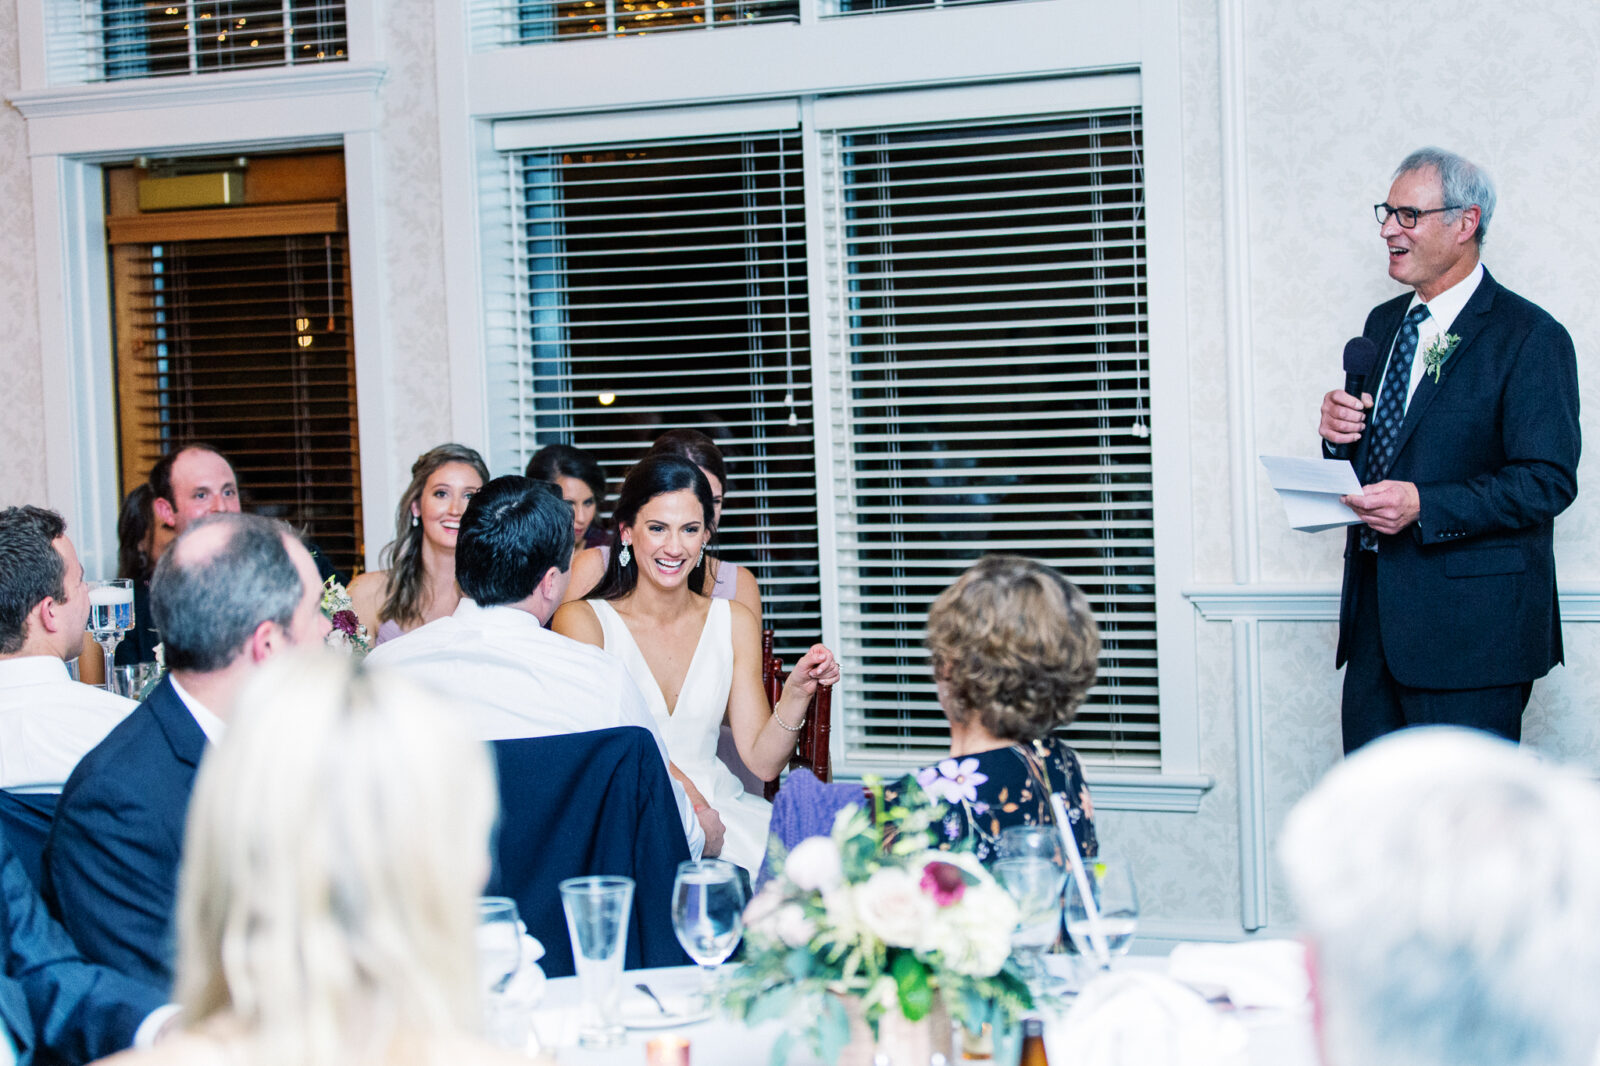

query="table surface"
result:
[526,956,1318,1065]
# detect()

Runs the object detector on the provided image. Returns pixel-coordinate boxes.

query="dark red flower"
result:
[920,861,966,906]
[331,609,359,636]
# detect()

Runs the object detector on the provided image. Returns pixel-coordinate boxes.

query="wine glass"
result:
[1064,856,1140,967]
[671,859,745,1001]
[992,855,1066,990]
[85,580,134,695]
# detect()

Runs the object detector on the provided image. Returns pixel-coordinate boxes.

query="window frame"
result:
[444,0,1206,805]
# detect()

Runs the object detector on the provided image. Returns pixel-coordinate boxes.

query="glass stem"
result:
[101,643,117,695]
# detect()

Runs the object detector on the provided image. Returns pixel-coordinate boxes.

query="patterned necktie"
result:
[1359,303,1432,549]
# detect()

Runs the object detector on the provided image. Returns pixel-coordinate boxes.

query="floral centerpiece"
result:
[320,576,372,657]
[723,780,1031,1065]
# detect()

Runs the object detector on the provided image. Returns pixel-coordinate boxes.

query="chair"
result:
[0,791,57,890]
[759,628,833,800]
[486,726,693,979]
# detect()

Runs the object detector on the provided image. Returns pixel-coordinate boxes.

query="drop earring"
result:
[619,543,632,567]
[696,546,705,568]
[412,514,419,528]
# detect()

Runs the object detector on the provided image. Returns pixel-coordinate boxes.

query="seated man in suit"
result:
[1,824,168,1065]
[44,513,330,989]
[0,507,137,794]
[1281,728,1600,1066]
[111,445,345,672]
[367,475,717,859]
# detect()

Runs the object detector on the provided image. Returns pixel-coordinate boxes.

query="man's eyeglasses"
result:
[1374,202,1463,228]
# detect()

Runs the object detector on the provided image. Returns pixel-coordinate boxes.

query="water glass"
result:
[993,855,1066,989]
[477,897,526,1048]
[85,580,134,695]
[1065,856,1140,965]
[998,825,1065,867]
[560,875,634,1049]
[670,859,744,999]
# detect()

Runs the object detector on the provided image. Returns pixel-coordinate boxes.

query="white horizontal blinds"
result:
[47,0,347,83]
[826,107,1156,769]
[499,131,822,659]
[468,0,796,48]
[118,233,364,576]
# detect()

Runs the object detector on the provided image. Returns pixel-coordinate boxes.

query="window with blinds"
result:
[468,0,796,47]
[819,108,1156,769]
[487,131,820,655]
[110,187,363,577]
[46,0,347,84]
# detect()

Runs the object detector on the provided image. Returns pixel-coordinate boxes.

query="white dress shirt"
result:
[0,656,137,793]
[1376,260,1485,408]
[366,598,704,857]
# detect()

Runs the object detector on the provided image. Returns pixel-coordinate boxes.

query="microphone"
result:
[1332,337,1380,460]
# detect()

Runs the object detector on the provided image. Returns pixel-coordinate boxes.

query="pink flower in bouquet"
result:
[919,861,966,907]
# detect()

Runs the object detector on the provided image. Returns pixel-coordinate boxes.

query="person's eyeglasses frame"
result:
[1374,202,1465,228]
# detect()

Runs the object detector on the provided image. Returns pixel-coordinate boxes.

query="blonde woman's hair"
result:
[173,652,498,1066]
[925,555,1100,742]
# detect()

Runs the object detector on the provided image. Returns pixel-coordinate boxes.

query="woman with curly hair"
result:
[886,554,1098,863]
[349,444,489,646]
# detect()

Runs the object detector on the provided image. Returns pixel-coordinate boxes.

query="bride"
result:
[553,455,838,874]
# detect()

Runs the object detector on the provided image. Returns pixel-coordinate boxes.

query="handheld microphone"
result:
[1332,337,1380,460]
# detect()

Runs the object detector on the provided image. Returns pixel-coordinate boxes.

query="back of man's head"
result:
[0,506,68,656]
[1281,728,1600,1066]
[455,476,571,607]
[152,512,302,673]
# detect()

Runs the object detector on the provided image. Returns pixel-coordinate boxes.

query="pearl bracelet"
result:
[771,709,805,732]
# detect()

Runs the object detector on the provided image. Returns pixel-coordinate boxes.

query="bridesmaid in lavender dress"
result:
[349,444,489,647]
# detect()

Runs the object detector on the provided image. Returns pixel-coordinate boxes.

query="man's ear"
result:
[1456,204,1482,245]
[539,565,565,599]
[34,598,61,637]
[248,618,281,662]
[152,496,178,530]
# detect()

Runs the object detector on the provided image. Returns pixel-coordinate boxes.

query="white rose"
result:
[785,836,844,893]
[743,883,784,931]
[774,903,817,948]
[854,867,936,950]
[927,882,1018,976]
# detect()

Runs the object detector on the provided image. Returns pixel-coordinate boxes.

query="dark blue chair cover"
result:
[487,726,692,979]
[0,792,56,891]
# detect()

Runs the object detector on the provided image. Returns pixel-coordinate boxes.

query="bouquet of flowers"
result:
[320,576,372,657]
[723,780,1031,1065]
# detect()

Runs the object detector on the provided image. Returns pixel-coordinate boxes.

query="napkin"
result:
[1167,940,1309,1010]
[1046,971,1249,1066]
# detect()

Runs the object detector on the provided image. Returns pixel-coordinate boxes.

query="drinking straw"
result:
[1050,791,1111,966]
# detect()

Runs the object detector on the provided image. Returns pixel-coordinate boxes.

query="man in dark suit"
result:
[1,825,166,1065]
[43,513,331,988]
[1320,148,1581,752]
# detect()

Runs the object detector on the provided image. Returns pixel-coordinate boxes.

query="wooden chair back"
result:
[761,628,833,799]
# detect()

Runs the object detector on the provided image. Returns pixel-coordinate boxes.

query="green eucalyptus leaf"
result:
[817,995,851,1064]
[891,953,934,1021]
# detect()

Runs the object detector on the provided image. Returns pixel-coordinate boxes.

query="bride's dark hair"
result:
[591,455,716,602]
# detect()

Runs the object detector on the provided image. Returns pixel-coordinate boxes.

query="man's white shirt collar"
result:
[1409,259,1483,332]
[0,655,75,686]
[167,674,226,744]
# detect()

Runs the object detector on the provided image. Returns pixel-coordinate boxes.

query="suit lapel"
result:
[146,675,209,769]
[1386,269,1499,464]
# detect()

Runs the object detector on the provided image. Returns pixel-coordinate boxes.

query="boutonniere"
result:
[1421,332,1461,383]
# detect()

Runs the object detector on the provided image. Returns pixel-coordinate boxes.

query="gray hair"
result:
[1281,728,1600,1066]
[151,513,304,673]
[1396,147,1497,246]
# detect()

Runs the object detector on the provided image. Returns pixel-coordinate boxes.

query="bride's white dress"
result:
[589,598,772,874]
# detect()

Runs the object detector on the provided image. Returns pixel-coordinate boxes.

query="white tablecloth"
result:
[526,957,1317,1065]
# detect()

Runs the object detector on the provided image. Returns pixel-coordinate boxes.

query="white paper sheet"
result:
[1259,455,1364,533]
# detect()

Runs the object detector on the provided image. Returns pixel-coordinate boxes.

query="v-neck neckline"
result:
[599,598,720,718]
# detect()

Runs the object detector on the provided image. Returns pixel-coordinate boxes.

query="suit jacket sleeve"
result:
[3,833,165,1064]
[44,766,181,991]
[1412,312,1581,543]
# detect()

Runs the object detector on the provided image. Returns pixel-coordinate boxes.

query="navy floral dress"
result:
[884,737,1097,864]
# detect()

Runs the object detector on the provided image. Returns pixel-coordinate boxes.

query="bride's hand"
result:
[783,644,840,699]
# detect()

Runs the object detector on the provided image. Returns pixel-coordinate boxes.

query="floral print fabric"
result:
[885,737,1097,864]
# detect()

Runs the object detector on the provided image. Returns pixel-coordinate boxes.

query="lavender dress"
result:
[374,619,404,646]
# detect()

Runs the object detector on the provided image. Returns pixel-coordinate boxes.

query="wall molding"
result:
[9,64,387,120]
[1185,583,1600,623]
